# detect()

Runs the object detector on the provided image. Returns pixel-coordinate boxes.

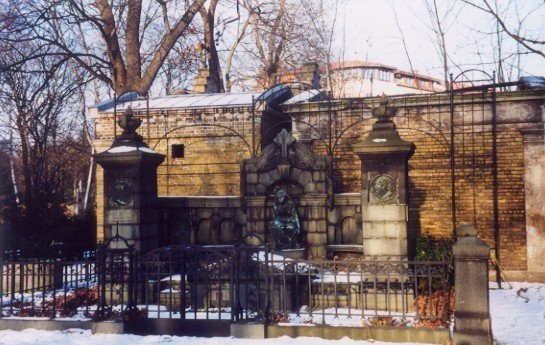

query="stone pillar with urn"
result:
[353,95,415,259]
[94,107,165,254]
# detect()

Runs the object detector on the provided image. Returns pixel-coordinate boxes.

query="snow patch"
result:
[107,146,157,153]
[107,146,137,153]
[490,282,545,345]
[138,147,156,153]
[0,328,432,345]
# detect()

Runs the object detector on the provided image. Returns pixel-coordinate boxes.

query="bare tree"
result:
[422,0,462,89]
[223,3,252,92]
[465,0,545,59]
[299,0,339,92]
[198,0,224,93]
[392,6,422,92]
[229,0,328,90]
[1,0,206,95]
[462,0,544,82]
[0,43,85,205]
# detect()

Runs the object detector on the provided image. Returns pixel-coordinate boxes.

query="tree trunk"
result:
[200,0,224,93]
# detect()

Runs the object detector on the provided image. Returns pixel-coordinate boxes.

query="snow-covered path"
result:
[0,282,541,345]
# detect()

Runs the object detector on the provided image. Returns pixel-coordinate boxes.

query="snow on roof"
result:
[330,60,398,71]
[283,89,326,104]
[91,92,262,113]
[90,85,333,115]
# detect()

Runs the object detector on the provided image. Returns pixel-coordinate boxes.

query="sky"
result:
[332,0,544,81]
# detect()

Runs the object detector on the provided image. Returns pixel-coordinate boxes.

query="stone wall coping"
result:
[158,194,361,206]
[159,195,242,208]
[265,323,450,343]
[282,89,545,114]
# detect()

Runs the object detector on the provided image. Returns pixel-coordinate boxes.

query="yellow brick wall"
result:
[93,107,257,242]
[92,92,543,271]
[295,96,534,271]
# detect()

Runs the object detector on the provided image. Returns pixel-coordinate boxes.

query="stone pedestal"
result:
[353,97,415,259]
[453,224,493,345]
[522,128,545,282]
[94,108,165,254]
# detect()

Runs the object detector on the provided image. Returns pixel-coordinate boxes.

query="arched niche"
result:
[265,181,304,198]
[242,234,265,247]
[196,219,216,244]
[340,216,361,244]
[219,219,239,244]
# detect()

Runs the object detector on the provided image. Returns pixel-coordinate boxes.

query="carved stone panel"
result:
[369,174,397,204]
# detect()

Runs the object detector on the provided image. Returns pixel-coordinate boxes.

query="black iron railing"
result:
[255,252,452,327]
[0,258,97,318]
[0,245,453,328]
[132,245,453,327]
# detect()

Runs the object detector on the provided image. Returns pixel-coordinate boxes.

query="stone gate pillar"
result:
[94,107,165,254]
[353,96,415,259]
[453,224,493,345]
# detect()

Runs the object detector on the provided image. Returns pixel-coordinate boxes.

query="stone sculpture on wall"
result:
[244,129,334,208]
[269,188,301,249]
[243,129,333,258]
[248,129,316,174]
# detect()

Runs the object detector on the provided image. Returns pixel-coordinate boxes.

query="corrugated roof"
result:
[92,92,262,113]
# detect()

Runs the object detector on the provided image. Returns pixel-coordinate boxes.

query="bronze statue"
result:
[270,188,301,249]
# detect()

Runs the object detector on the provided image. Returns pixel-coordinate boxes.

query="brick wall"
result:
[285,91,544,272]
[92,90,545,274]
[92,106,257,241]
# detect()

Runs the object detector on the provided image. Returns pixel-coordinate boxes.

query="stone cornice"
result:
[282,90,545,114]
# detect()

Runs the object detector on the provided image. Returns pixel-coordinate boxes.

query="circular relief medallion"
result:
[110,180,133,208]
[370,174,397,203]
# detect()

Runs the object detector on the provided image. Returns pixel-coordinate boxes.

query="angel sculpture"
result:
[269,188,301,249]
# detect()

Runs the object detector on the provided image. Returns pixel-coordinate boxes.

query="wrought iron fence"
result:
[0,244,453,328]
[129,245,266,322]
[262,254,453,327]
[123,245,453,327]
[0,258,98,318]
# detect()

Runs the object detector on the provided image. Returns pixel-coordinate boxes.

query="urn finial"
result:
[117,106,142,136]
[372,94,397,123]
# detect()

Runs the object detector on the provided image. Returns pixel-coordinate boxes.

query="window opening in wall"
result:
[171,144,185,158]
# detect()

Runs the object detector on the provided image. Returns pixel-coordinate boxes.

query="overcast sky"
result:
[332,0,544,81]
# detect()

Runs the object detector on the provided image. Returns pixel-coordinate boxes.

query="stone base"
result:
[362,238,407,257]
[275,248,306,260]
[361,204,408,258]
[267,324,450,344]
[231,322,266,339]
[454,332,492,345]
[326,244,364,260]
[0,319,124,334]
[311,288,414,312]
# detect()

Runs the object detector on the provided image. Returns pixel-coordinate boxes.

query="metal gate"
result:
[95,232,137,321]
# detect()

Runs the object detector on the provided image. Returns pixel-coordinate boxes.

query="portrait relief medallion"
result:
[110,180,133,208]
[370,174,397,203]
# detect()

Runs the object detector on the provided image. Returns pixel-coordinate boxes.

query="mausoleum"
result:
[90,83,545,282]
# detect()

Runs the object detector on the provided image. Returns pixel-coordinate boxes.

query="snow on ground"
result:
[0,282,542,344]
[490,282,545,345]
[0,329,428,345]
